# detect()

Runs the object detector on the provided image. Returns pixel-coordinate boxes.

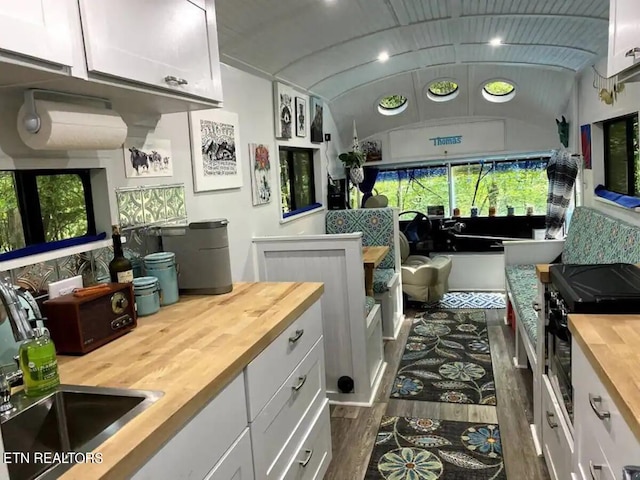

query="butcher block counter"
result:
[57,281,324,480]
[569,314,640,444]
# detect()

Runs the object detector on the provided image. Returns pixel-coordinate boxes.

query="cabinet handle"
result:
[625,47,640,58]
[589,461,602,480]
[298,449,313,467]
[532,302,541,312]
[292,375,307,392]
[177,77,189,85]
[164,75,180,85]
[588,394,611,420]
[546,411,558,429]
[289,329,304,343]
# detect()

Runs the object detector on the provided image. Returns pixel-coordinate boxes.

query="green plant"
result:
[338,150,365,168]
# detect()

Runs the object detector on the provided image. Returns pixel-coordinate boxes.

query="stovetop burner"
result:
[550,263,640,313]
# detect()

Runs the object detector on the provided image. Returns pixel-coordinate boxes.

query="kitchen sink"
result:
[1,384,163,480]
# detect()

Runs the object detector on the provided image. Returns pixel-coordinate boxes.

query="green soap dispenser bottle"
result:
[19,327,60,397]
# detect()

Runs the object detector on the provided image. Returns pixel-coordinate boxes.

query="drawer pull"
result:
[177,77,188,85]
[589,461,602,480]
[292,375,307,392]
[164,75,180,85]
[532,301,541,312]
[625,47,640,58]
[299,449,313,467]
[545,411,558,429]
[289,329,304,343]
[588,394,611,420]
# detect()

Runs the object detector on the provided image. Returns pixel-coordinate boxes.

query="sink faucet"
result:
[0,277,34,413]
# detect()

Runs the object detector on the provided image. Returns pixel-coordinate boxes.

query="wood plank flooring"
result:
[324,308,551,480]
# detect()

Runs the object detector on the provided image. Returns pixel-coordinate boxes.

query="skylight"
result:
[378,95,408,116]
[427,80,460,102]
[482,80,516,103]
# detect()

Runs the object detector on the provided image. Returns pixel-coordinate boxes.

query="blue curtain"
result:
[359,167,379,207]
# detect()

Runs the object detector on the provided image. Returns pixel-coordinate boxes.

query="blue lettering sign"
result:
[429,135,463,147]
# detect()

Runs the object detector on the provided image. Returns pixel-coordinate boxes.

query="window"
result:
[375,166,450,213]
[374,158,548,216]
[0,170,96,254]
[378,95,408,116]
[279,147,318,217]
[604,114,639,196]
[482,80,516,103]
[427,80,459,102]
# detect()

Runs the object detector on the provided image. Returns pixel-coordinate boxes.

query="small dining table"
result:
[362,246,390,297]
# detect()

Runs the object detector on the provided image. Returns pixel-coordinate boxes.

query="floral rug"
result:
[424,292,506,310]
[365,416,506,479]
[391,310,497,405]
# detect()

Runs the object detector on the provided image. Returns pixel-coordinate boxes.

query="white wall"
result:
[577,57,640,224]
[0,64,344,281]
[365,116,559,167]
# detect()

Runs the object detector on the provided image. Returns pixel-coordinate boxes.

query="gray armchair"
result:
[399,232,452,302]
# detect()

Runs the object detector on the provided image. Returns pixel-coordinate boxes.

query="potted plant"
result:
[339,150,365,184]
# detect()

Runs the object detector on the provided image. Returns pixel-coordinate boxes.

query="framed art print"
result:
[274,82,293,139]
[295,96,306,138]
[189,109,243,192]
[123,136,173,178]
[310,96,324,143]
[249,143,272,205]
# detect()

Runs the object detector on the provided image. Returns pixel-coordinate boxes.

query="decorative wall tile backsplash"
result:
[116,184,186,228]
[13,260,58,294]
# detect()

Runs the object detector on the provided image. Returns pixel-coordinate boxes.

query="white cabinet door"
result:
[608,0,640,77]
[204,429,254,480]
[78,0,221,101]
[0,0,74,66]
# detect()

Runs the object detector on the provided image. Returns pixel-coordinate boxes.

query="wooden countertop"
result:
[569,314,640,443]
[57,282,324,480]
[535,264,551,284]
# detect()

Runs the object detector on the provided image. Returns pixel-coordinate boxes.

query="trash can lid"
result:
[189,219,228,229]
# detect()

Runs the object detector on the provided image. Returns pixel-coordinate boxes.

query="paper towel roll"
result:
[17,100,128,150]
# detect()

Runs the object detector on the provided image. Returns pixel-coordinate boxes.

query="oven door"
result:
[547,311,574,430]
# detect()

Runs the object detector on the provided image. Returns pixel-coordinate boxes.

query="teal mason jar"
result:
[143,252,179,306]
[133,277,160,317]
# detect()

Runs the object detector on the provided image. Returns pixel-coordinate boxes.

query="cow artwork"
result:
[123,139,173,178]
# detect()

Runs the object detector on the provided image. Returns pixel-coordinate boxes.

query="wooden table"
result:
[362,246,389,297]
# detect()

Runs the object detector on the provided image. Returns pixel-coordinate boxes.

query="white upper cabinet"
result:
[608,0,640,77]
[0,0,74,66]
[78,0,222,102]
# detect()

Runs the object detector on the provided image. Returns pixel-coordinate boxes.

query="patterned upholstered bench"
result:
[326,208,403,340]
[503,206,640,448]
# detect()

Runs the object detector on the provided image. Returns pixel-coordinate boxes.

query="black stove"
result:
[549,263,640,313]
[546,263,640,428]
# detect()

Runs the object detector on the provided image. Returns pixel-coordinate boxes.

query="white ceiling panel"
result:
[215,0,609,140]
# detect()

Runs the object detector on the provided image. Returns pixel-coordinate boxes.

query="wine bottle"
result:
[109,225,133,283]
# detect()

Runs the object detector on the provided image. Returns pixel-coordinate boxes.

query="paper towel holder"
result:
[22,89,113,134]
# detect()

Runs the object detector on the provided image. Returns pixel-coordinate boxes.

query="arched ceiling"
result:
[215,0,610,140]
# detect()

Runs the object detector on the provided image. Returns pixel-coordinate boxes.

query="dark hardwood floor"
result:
[324,307,551,480]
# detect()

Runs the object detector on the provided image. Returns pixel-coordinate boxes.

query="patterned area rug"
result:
[424,292,506,310]
[365,416,506,479]
[391,310,497,405]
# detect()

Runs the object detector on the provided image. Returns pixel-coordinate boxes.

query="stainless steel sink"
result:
[1,384,163,480]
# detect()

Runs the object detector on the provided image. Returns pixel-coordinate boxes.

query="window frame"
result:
[278,147,320,219]
[4,169,96,250]
[603,113,638,196]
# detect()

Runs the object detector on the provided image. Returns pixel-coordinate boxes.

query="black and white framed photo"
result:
[295,96,306,138]
[123,136,173,178]
[189,109,243,192]
[274,82,293,139]
[310,96,324,143]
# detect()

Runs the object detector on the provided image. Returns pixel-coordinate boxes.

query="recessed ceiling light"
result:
[378,51,389,62]
[489,38,503,46]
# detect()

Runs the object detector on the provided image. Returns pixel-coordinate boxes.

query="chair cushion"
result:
[365,296,376,317]
[373,268,395,294]
[564,206,640,264]
[505,264,539,344]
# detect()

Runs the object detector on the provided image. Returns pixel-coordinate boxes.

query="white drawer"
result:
[204,429,254,480]
[542,375,573,480]
[283,403,332,480]
[132,374,247,480]
[573,340,640,476]
[246,299,323,420]
[575,421,615,480]
[252,337,326,480]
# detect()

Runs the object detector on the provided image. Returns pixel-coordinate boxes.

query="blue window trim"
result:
[282,203,323,219]
[0,233,107,262]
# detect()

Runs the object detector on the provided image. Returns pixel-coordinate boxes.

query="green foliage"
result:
[429,81,458,96]
[484,81,515,96]
[375,164,548,217]
[379,95,407,110]
[339,151,365,168]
